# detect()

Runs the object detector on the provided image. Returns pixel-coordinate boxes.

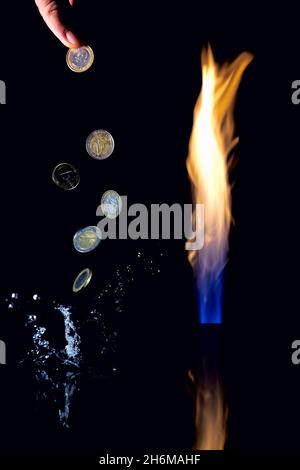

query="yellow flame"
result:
[189,369,228,450]
[186,46,253,450]
[187,46,253,273]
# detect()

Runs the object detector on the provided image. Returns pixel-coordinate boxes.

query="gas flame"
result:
[187,45,253,324]
[189,369,228,450]
[186,46,252,449]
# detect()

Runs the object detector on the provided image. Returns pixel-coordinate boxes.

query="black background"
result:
[0,0,300,460]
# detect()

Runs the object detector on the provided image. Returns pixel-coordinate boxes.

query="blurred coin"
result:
[86,130,114,160]
[66,46,94,73]
[101,190,122,219]
[52,163,80,190]
[72,268,92,293]
[73,226,102,253]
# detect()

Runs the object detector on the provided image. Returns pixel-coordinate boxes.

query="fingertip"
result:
[65,30,81,48]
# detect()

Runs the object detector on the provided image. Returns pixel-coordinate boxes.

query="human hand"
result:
[35,0,82,48]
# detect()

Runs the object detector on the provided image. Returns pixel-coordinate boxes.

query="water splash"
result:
[0,246,164,430]
[55,304,81,364]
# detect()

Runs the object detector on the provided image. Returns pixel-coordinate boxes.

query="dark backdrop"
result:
[0,0,300,458]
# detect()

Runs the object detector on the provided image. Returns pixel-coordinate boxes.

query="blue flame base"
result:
[198,274,223,324]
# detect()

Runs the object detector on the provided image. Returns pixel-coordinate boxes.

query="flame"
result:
[187,45,253,324]
[189,369,228,450]
[186,46,252,450]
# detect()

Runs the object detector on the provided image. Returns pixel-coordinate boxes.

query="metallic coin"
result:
[73,226,102,253]
[101,190,122,219]
[72,268,93,293]
[52,163,80,191]
[86,130,115,160]
[66,46,94,73]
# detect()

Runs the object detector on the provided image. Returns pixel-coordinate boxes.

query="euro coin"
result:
[101,190,122,219]
[86,130,114,160]
[66,46,94,73]
[52,163,80,190]
[72,268,92,293]
[73,226,102,253]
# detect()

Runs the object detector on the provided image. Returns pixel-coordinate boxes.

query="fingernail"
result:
[66,31,78,45]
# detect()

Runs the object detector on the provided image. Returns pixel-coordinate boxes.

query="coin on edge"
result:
[86,130,115,160]
[66,46,94,73]
[73,226,102,253]
[72,268,93,293]
[52,163,80,190]
[101,190,122,219]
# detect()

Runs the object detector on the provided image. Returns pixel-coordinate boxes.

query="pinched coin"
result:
[73,226,102,253]
[72,268,93,293]
[86,130,115,160]
[52,163,80,190]
[66,46,94,73]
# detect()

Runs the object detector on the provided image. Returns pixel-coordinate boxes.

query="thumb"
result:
[35,0,81,48]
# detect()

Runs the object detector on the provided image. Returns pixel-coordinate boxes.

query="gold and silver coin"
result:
[52,163,80,190]
[66,46,94,73]
[73,226,102,253]
[86,130,115,160]
[72,268,93,293]
[101,190,122,219]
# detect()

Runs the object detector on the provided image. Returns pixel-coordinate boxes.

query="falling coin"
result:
[73,226,102,253]
[52,163,80,190]
[86,130,115,160]
[66,46,94,73]
[72,268,93,293]
[101,190,122,219]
